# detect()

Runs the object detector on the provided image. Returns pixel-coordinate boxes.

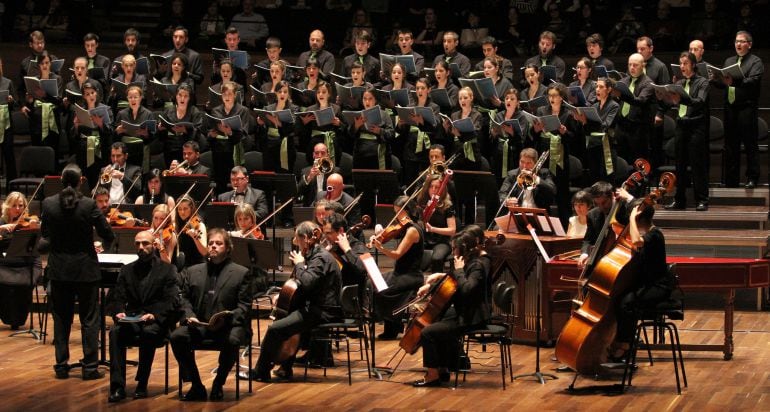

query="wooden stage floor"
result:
[1,290,768,411]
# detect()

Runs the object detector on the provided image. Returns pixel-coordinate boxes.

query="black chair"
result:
[177,317,253,400]
[199,151,213,169]
[243,151,264,172]
[339,152,353,181]
[294,151,309,176]
[456,283,516,389]
[125,336,171,395]
[8,146,56,197]
[622,263,687,394]
[303,285,371,385]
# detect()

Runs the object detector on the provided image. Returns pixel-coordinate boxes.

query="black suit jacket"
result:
[453,254,492,327]
[40,194,114,283]
[616,74,655,125]
[498,167,556,208]
[297,165,342,206]
[100,163,142,202]
[178,259,251,327]
[216,186,269,221]
[581,202,629,255]
[107,256,179,327]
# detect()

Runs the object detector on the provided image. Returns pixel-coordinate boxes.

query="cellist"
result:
[369,195,424,340]
[412,225,492,387]
[576,181,630,270]
[251,221,341,382]
[610,197,673,361]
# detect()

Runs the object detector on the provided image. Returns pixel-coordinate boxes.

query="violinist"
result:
[251,221,342,382]
[313,173,360,226]
[413,226,492,387]
[611,197,673,361]
[370,195,424,340]
[150,204,176,264]
[174,196,208,268]
[576,181,631,270]
[498,148,555,210]
[230,203,261,239]
[135,169,176,209]
[0,192,43,330]
[417,173,456,273]
[94,187,137,229]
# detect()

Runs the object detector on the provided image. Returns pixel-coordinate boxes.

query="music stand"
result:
[121,203,156,225]
[6,229,43,340]
[163,174,211,201]
[512,226,558,385]
[231,237,279,270]
[203,202,237,231]
[292,206,314,224]
[352,169,401,219]
[506,207,558,235]
[452,170,498,227]
[250,172,297,283]
[110,227,147,254]
[43,175,91,198]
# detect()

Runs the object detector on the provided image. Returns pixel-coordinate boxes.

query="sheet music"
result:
[494,214,519,233]
[527,225,552,262]
[361,253,388,292]
[548,217,566,237]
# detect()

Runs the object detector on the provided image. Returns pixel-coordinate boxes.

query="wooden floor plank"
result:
[1,303,769,411]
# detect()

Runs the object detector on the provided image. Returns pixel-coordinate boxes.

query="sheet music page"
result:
[494,214,519,233]
[527,225,552,262]
[536,215,553,233]
[361,253,388,292]
[549,216,566,237]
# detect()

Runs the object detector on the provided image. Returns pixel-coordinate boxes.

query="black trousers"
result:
[616,284,671,344]
[170,324,245,387]
[724,104,759,185]
[427,243,452,274]
[49,280,100,373]
[675,119,709,204]
[373,271,423,334]
[109,321,166,391]
[255,308,324,373]
[421,307,464,369]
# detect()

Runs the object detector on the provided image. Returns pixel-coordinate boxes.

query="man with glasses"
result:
[711,31,764,188]
[216,166,268,221]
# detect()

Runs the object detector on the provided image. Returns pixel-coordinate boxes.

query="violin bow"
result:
[16,180,45,224]
[342,192,363,217]
[176,186,216,235]
[243,197,295,238]
[152,182,197,236]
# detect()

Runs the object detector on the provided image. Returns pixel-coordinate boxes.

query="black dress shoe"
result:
[134,381,147,399]
[746,180,757,189]
[695,202,709,211]
[209,384,224,401]
[249,369,271,383]
[272,367,293,381]
[55,369,69,379]
[108,388,126,403]
[181,385,207,401]
[664,201,686,210]
[412,378,442,387]
[377,332,399,340]
[82,369,104,380]
[439,371,451,382]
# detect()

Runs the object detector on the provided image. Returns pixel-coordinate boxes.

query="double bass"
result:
[554,172,676,374]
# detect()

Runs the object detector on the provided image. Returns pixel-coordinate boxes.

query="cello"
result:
[554,172,676,374]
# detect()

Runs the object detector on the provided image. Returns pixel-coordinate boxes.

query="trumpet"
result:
[100,163,117,185]
[163,160,188,176]
[314,156,334,174]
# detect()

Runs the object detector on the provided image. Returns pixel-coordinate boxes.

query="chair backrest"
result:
[663,115,676,140]
[243,151,264,172]
[339,152,353,181]
[568,155,583,182]
[19,146,55,176]
[199,151,213,168]
[709,116,724,141]
[340,285,360,317]
[758,117,769,142]
[294,151,309,176]
[12,110,31,137]
[494,285,516,317]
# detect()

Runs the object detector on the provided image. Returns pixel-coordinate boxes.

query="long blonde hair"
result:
[1,192,28,223]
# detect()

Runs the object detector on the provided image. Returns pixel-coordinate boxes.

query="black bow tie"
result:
[235,192,247,197]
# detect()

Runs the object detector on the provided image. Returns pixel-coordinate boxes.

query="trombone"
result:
[403,152,459,196]
[313,156,334,174]
[163,159,188,176]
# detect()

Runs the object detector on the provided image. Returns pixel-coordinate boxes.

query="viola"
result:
[422,169,453,223]
[367,213,412,248]
[347,215,371,236]
[15,213,40,229]
[555,172,676,374]
[107,208,148,227]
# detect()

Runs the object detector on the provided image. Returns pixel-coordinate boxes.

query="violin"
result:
[107,208,148,227]
[367,213,412,248]
[241,224,264,240]
[15,213,40,229]
[347,215,371,236]
[182,214,203,239]
[242,197,295,241]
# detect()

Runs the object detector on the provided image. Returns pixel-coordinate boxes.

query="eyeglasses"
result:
[735,39,749,44]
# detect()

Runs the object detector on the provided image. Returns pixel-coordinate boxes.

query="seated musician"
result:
[149,204,176,264]
[417,173,456,273]
[576,181,631,269]
[369,195,424,340]
[168,141,211,177]
[297,143,341,206]
[135,168,176,209]
[230,203,261,239]
[216,166,269,222]
[323,212,368,292]
[566,190,592,238]
[102,142,143,204]
[498,148,556,210]
[312,173,361,225]
[0,192,42,330]
[171,228,252,401]
[413,225,492,387]
[174,195,208,268]
[107,230,179,402]
[611,197,673,360]
[251,221,342,382]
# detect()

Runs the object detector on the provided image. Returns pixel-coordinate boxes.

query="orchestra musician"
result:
[106,230,179,403]
[174,195,208,268]
[251,221,342,382]
[40,164,114,380]
[0,192,42,330]
[313,173,360,225]
[322,212,368,292]
[171,228,252,401]
[610,196,673,361]
[135,168,176,208]
[149,204,176,264]
[229,203,261,239]
[168,141,211,177]
[216,166,269,222]
[412,226,492,387]
[297,143,342,207]
[369,195,424,340]
[417,173,456,273]
[576,181,630,269]
[101,142,142,204]
[498,148,556,210]
[93,187,137,232]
